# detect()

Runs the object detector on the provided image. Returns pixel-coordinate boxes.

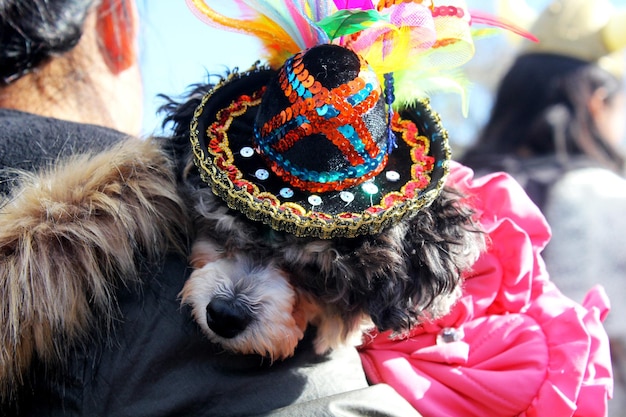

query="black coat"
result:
[0,110,419,416]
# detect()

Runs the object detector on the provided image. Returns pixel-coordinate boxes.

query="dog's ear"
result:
[190,239,224,268]
[400,186,484,321]
[363,186,484,332]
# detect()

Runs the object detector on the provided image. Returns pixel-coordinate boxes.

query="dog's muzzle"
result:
[206,298,252,339]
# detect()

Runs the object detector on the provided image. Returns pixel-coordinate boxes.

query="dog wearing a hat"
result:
[167,16,486,358]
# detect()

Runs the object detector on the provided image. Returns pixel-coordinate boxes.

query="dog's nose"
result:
[206,298,252,339]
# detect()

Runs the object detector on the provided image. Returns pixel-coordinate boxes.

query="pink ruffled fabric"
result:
[359,162,613,417]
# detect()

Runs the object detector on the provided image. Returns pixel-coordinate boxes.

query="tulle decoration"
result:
[343,2,437,75]
[364,0,475,112]
[359,162,613,417]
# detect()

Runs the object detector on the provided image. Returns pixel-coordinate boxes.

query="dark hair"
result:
[0,0,96,84]
[462,53,625,172]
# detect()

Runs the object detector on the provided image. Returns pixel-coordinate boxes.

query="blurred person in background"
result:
[0,1,420,415]
[461,0,626,415]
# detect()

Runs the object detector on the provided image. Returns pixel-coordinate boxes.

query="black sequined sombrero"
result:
[185,0,537,239]
[190,44,450,239]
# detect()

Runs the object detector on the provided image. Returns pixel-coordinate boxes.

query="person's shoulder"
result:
[0,108,134,194]
[0,108,130,146]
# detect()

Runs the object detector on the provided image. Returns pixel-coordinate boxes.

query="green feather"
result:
[316,9,389,40]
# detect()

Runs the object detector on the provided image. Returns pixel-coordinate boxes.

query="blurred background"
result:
[135,0,576,153]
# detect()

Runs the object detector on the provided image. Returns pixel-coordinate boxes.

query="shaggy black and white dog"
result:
[0,82,485,399]
[161,81,485,361]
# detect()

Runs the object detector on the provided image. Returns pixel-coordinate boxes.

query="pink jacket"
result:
[359,162,613,417]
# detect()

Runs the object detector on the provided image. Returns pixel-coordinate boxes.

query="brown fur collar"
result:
[0,138,188,397]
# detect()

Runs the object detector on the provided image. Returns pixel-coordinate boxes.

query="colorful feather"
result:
[186,0,538,114]
[186,0,329,67]
[394,68,472,116]
[284,1,322,47]
[317,9,389,40]
[470,9,538,42]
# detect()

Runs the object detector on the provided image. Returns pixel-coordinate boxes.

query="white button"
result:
[280,188,294,198]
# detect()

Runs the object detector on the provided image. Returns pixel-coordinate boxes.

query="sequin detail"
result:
[280,187,294,198]
[240,146,254,157]
[256,50,385,192]
[386,171,400,182]
[340,191,355,203]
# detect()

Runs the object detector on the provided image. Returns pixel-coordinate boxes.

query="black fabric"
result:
[263,384,420,417]
[0,110,422,417]
[8,255,394,417]
[0,108,128,195]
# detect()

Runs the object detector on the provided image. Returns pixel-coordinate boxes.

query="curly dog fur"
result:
[0,138,187,397]
[162,80,486,359]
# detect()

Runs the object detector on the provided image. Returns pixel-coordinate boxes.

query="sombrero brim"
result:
[190,64,451,239]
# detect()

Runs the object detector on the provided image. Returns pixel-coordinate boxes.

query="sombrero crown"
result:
[254,44,388,194]
[187,0,536,238]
